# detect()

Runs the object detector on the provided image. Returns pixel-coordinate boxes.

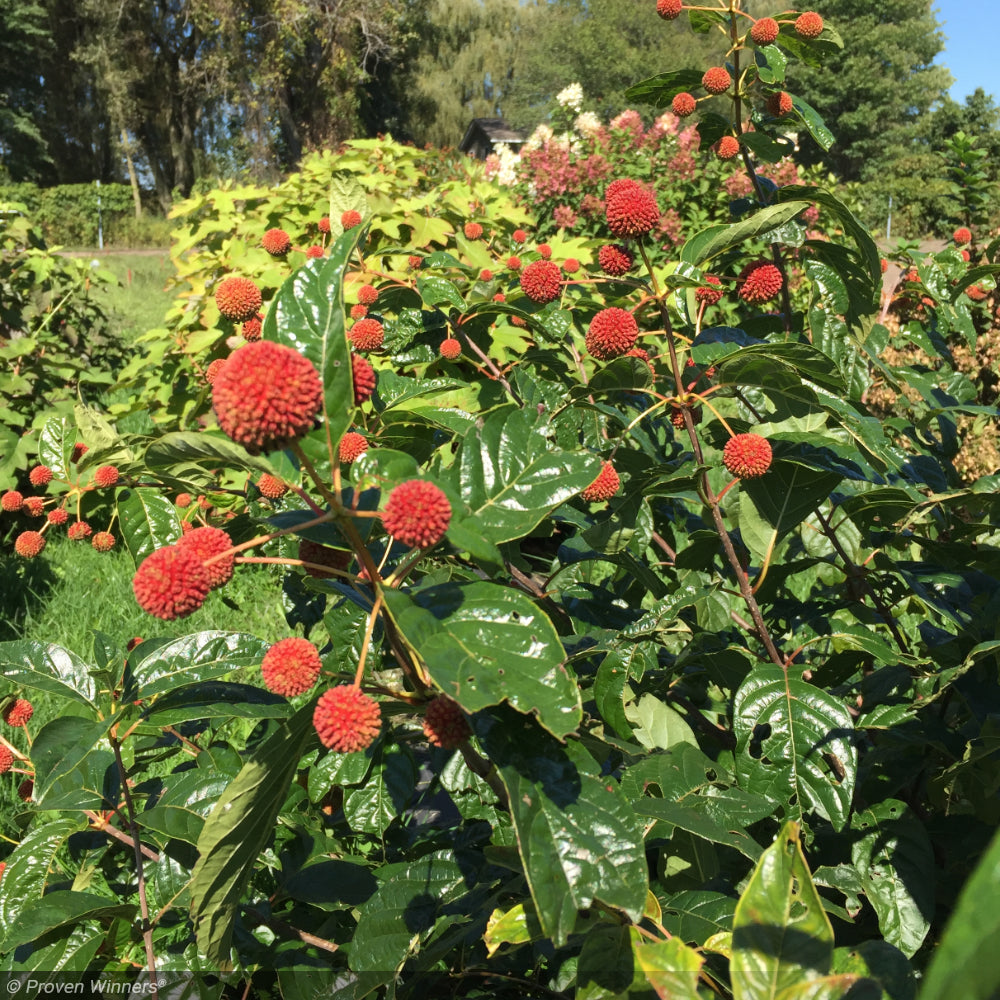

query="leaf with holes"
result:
[734,667,856,829]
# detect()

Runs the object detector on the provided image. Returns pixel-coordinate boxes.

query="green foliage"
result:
[4,3,1000,997]
[0,209,129,488]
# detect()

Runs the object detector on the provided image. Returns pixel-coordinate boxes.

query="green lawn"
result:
[91,249,174,344]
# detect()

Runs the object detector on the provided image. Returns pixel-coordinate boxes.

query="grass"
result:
[91,250,175,344]
[1,533,291,654]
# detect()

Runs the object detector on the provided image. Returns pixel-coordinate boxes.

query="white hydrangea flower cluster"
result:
[489,142,520,186]
[574,111,602,137]
[556,82,584,112]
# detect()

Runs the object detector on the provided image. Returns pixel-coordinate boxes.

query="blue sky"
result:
[933,0,998,103]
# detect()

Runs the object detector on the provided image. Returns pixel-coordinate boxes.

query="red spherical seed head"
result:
[795,11,823,38]
[212,341,324,454]
[175,493,192,508]
[521,260,563,304]
[480,268,493,281]
[67,520,92,541]
[383,479,451,549]
[738,261,784,304]
[29,465,52,487]
[22,496,45,517]
[314,685,381,752]
[702,66,732,95]
[205,358,228,384]
[715,135,740,160]
[176,526,234,589]
[348,318,385,352]
[306,245,325,259]
[512,229,528,244]
[751,16,779,44]
[215,276,263,323]
[464,222,484,239]
[318,216,331,233]
[352,353,376,405]
[880,258,889,274]
[586,307,639,360]
[92,532,115,552]
[0,745,12,774]
[606,184,660,238]
[439,337,462,361]
[357,283,379,306]
[961,249,971,262]
[598,244,635,276]
[493,293,506,302]
[562,258,581,274]
[350,304,368,320]
[262,228,291,256]
[407,255,422,269]
[506,255,522,271]
[93,465,120,488]
[257,473,288,499]
[298,538,352,579]
[511,315,528,328]
[133,545,212,620]
[581,461,621,502]
[261,637,322,698]
[242,316,263,341]
[723,433,773,479]
[423,696,472,749]
[766,91,794,117]
[4,698,34,727]
[14,531,45,558]
[953,226,972,245]
[18,779,32,802]
[1,490,23,512]
[536,244,552,259]
[341,210,362,230]
[672,92,697,117]
[46,507,68,525]
[696,275,724,305]
[656,0,683,19]
[71,442,88,463]
[339,431,368,463]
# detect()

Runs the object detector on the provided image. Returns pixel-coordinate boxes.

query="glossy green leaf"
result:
[189,703,315,968]
[635,799,763,861]
[631,927,704,1000]
[37,415,72,482]
[382,581,581,737]
[30,715,113,800]
[342,747,417,834]
[280,859,377,910]
[475,705,648,947]
[714,342,846,395]
[919,823,1000,1000]
[661,890,737,945]
[144,431,273,475]
[3,892,136,951]
[117,486,181,565]
[0,819,82,950]
[132,631,271,701]
[680,203,810,266]
[3,922,104,974]
[138,804,206,845]
[624,69,707,108]
[0,639,98,708]
[731,822,834,1000]
[142,681,290,726]
[734,667,857,829]
[445,405,597,543]
[851,801,933,958]
[350,853,469,973]
[263,228,363,454]
[739,466,843,570]
[484,902,545,956]
[791,95,835,151]
[416,274,465,310]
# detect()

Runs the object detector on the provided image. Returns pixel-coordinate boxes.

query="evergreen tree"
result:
[783,0,953,182]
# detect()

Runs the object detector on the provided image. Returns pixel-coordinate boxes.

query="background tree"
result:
[501,0,716,130]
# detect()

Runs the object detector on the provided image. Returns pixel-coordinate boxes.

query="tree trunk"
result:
[121,130,143,218]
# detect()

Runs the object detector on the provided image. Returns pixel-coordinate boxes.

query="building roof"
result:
[459,118,527,152]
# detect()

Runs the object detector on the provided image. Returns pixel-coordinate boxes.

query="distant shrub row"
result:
[0,182,171,247]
